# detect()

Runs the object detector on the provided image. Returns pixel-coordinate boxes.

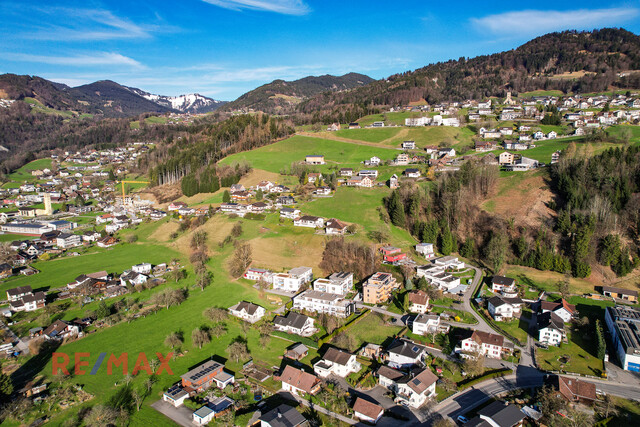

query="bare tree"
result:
[191,327,211,349]
[203,307,228,323]
[228,242,252,278]
[226,341,250,362]
[164,332,183,348]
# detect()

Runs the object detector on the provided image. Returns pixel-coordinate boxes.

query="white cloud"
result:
[202,0,310,15]
[16,7,167,41]
[2,52,145,69]
[471,7,639,37]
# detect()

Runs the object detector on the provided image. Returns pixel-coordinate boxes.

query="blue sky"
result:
[0,1,639,100]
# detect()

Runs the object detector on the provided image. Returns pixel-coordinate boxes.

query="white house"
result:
[537,312,565,346]
[132,263,152,274]
[243,267,273,282]
[412,314,449,336]
[459,331,511,359]
[313,271,353,296]
[314,347,361,378]
[272,266,313,292]
[280,208,301,219]
[163,385,188,407]
[386,339,426,369]
[487,296,523,321]
[192,397,235,425]
[56,233,81,249]
[377,365,437,408]
[415,243,435,259]
[293,215,324,228]
[407,290,430,314]
[292,290,354,318]
[273,312,316,337]
[492,276,516,293]
[539,299,576,323]
[228,301,266,323]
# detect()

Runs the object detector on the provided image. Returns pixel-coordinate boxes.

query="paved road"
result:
[460,265,496,336]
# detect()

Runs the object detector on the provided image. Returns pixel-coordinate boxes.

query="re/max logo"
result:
[52,352,173,376]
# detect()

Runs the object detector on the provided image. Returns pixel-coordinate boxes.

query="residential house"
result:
[307,172,322,183]
[243,267,273,282]
[537,312,565,346]
[358,170,378,178]
[459,331,512,359]
[256,181,274,192]
[192,397,235,425]
[407,290,430,314]
[386,339,426,369]
[555,376,596,405]
[279,365,321,396]
[313,347,361,378]
[413,314,449,335]
[325,218,348,235]
[313,271,353,296]
[402,141,416,150]
[415,243,435,259]
[389,174,399,189]
[181,361,235,393]
[469,401,526,427]
[363,272,398,304]
[339,168,354,176]
[284,343,309,361]
[272,266,313,292]
[353,397,384,424]
[380,246,406,264]
[228,301,266,323]
[499,152,514,166]
[404,168,421,178]
[132,263,152,274]
[488,296,524,321]
[273,312,316,337]
[162,385,189,407]
[395,154,409,165]
[293,215,324,228]
[10,291,46,312]
[259,404,308,427]
[345,176,374,187]
[492,276,516,293]
[6,285,33,302]
[280,208,301,219]
[292,290,355,317]
[539,299,576,323]
[377,365,437,408]
[43,320,79,340]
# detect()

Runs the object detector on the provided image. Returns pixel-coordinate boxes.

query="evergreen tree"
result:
[440,224,453,255]
[596,319,606,360]
[222,190,231,203]
[255,189,263,201]
[388,190,406,227]
[0,372,13,401]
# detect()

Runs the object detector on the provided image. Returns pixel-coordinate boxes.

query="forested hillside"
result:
[298,29,640,123]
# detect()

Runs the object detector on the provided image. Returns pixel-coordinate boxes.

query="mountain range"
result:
[0,75,226,117]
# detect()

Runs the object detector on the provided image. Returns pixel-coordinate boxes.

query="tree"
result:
[164,332,183,349]
[195,271,212,291]
[228,242,252,278]
[226,340,250,362]
[190,231,208,250]
[596,319,606,359]
[191,327,210,349]
[231,222,243,238]
[255,189,263,200]
[595,393,618,419]
[210,323,227,338]
[439,224,454,255]
[537,385,565,419]
[463,353,484,376]
[484,231,507,273]
[131,388,145,412]
[556,274,571,298]
[0,371,13,401]
[96,301,110,319]
[84,404,119,427]
[203,307,228,323]
[388,190,406,227]
[222,190,231,203]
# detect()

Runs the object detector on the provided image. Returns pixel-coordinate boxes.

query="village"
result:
[0,89,638,427]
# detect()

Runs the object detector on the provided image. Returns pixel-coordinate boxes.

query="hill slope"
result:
[224,72,374,113]
[300,28,640,113]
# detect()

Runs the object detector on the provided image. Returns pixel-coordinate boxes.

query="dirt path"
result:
[297,132,402,150]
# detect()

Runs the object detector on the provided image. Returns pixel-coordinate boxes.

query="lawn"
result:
[333,127,403,143]
[356,111,423,126]
[518,90,564,98]
[219,135,399,173]
[504,265,597,295]
[497,312,531,344]
[342,311,403,349]
[0,243,178,295]
[535,328,604,377]
[8,158,53,182]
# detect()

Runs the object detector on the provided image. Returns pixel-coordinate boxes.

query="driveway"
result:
[151,400,194,427]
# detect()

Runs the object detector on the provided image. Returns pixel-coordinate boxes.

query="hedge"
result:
[457,368,513,390]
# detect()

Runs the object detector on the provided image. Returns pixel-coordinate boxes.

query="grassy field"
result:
[518,90,564,98]
[342,311,403,349]
[504,265,596,295]
[535,328,604,376]
[356,112,423,126]
[7,158,53,182]
[219,135,399,173]
[332,127,403,143]
[0,242,177,295]
[497,312,531,344]
[24,97,75,118]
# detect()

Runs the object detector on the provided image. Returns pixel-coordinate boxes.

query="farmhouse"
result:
[228,301,266,323]
[345,176,374,187]
[279,365,321,396]
[314,347,361,378]
[305,155,325,165]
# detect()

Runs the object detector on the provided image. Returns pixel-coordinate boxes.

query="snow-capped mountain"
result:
[127,87,227,114]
